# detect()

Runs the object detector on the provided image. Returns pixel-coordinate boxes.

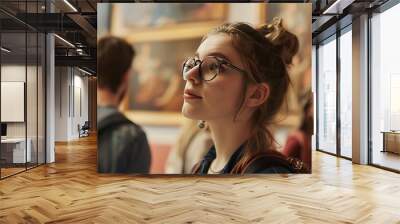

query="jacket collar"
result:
[199,142,247,174]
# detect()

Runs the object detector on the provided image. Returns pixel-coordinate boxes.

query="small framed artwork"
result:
[111,3,227,43]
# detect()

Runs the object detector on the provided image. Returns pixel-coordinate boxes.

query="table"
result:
[381,131,400,154]
[1,138,32,163]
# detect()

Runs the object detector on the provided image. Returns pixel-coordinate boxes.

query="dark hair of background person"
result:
[299,94,313,136]
[97,36,135,93]
[202,18,299,173]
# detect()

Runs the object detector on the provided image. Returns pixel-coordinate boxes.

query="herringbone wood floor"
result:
[0,135,400,223]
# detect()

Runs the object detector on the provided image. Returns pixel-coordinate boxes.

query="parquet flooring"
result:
[1,167,26,178]
[1,163,46,178]
[0,135,399,223]
[372,151,400,171]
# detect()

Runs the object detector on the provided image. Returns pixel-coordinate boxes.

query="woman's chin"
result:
[182,104,203,120]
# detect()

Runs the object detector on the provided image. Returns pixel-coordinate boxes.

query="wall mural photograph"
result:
[97,3,312,174]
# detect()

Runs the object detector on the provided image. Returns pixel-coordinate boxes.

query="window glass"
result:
[317,36,337,154]
[339,29,352,158]
[371,3,400,171]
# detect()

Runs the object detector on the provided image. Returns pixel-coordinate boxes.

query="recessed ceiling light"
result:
[1,47,11,53]
[322,0,354,15]
[54,34,75,48]
[63,0,78,12]
[78,67,93,76]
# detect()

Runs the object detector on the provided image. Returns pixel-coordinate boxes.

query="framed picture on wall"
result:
[110,3,227,43]
[111,3,227,126]
[123,38,201,126]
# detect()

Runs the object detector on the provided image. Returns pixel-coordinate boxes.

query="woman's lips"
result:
[184,90,202,99]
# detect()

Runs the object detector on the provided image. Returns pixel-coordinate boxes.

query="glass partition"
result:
[38,32,45,165]
[27,30,38,169]
[0,1,46,179]
[1,30,28,177]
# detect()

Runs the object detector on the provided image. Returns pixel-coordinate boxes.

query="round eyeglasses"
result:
[182,56,248,82]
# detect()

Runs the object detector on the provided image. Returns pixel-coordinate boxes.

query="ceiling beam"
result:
[55,55,96,71]
[67,13,96,39]
[322,0,356,15]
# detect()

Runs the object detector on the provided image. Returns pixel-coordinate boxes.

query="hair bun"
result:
[257,17,299,65]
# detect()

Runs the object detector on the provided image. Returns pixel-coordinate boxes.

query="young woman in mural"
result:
[181,18,308,174]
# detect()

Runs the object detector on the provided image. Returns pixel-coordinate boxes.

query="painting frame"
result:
[123,38,202,126]
[111,3,227,126]
[111,3,228,43]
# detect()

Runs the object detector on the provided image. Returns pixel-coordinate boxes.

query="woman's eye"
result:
[183,63,195,71]
[184,64,193,72]
[209,62,219,71]
[219,64,226,72]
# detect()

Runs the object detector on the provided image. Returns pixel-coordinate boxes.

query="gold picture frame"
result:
[110,3,227,126]
[111,3,227,43]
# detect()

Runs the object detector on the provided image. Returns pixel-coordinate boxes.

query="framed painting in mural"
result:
[110,3,227,126]
[110,3,227,43]
[122,38,202,126]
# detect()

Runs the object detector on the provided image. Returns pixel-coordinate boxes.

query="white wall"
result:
[1,65,26,133]
[1,63,46,164]
[1,65,26,81]
[73,74,89,136]
[55,67,69,141]
[55,67,89,141]
[1,65,32,138]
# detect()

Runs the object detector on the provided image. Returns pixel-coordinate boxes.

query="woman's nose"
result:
[185,65,201,85]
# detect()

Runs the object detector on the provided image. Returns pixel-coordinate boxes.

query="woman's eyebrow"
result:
[208,52,232,63]
[196,52,233,63]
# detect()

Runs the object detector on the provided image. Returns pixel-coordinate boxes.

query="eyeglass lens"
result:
[182,57,220,81]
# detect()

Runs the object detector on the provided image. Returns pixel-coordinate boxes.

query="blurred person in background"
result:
[165,119,213,174]
[97,36,151,173]
[282,93,313,172]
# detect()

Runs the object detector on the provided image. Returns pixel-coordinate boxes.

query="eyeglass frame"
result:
[182,55,250,82]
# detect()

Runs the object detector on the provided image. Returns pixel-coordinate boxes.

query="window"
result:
[370,2,400,171]
[317,36,337,154]
[339,27,352,158]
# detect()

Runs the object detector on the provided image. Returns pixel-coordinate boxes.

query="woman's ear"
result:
[246,83,270,108]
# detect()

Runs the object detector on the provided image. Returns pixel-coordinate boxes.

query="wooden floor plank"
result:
[0,135,399,223]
